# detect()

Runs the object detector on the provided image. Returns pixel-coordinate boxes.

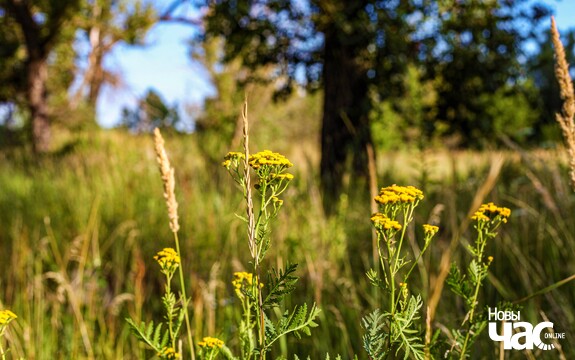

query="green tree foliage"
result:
[0,0,82,152]
[422,0,550,147]
[202,0,422,209]
[72,0,156,110]
[0,0,157,150]
[200,0,550,205]
[120,89,181,133]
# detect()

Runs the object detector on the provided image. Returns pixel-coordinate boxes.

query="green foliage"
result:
[391,295,425,360]
[362,186,433,359]
[423,0,550,146]
[120,89,182,133]
[263,303,320,350]
[125,319,170,353]
[263,263,299,309]
[1,132,575,358]
[362,309,387,360]
[446,203,510,359]
[370,65,438,151]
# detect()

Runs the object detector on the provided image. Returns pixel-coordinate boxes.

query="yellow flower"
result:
[248,150,293,169]
[157,347,181,359]
[423,224,439,236]
[374,185,424,205]
[198,336,224,348]
[487,256,494,263]
[370,213,402,231]
[222,152,245,169]
[154,248,180,270]
[224,152,245,160]
[270,173,295,180]
[0,310,17,325]
[232,272,253,290]
[471,202,511,222]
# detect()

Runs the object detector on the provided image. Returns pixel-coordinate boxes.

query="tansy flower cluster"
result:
[154,248,180,271]
[371,213,402,231]
[270,173,294,180]
[198,336,224,348]
[222,151,245,165]
[374,185,424,205]
[471,202,511,223]
[423,224,439,236]
[232,272,254,289]
[157,347,180,359]
[248,150,293,169]
[232,272,262,290]
[0,309,17,325]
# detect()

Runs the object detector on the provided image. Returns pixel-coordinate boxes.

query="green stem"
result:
[468,230,486,323]
[173,232,196,360]
[459,331,472,360]
[404,235,432,283]
[0,341,5,360]
[386,236,396,316]
[460,227,488,359]
[165,280,175,348]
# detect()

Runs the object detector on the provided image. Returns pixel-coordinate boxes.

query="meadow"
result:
[0,123,573,359]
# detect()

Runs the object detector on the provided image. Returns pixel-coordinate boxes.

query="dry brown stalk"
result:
[242,98,257,261]
[153,128,180,233]
[551,17,575,190]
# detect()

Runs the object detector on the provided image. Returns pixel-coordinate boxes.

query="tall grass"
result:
[0,129,573,358]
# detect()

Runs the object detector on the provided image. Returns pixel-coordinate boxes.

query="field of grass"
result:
[0,129,574,359]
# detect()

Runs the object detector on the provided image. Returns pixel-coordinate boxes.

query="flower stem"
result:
[173,231,196,360]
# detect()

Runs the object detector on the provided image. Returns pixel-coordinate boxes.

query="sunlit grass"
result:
[0,129,573,358]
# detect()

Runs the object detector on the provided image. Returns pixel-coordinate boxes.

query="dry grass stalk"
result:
[153,128,180,233]
[551,17,575,190]
[242,98,257,261]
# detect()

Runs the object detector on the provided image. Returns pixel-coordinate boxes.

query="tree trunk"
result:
[320,19,372,213]
[27,56,50,153]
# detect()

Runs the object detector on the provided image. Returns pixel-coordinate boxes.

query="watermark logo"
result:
[488,308,564,350]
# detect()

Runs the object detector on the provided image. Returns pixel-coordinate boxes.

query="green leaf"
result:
[263,263,299,309]
[362,309,388,360]
[264,303,321,350]
[125,318,163,353]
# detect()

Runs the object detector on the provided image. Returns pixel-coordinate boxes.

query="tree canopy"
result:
[200,0,552,208]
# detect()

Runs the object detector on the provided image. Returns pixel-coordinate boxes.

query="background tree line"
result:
[0,0,573,205]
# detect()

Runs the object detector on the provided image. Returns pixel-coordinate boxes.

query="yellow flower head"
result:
[374,185,424,205]
[270,173,295,181]
[0,310,17,325]
[487,256,494,263]
[370,213,402,231]
[222,152,245,169]
[423,224,439,236]
[248,150,293,169]
[224,152,245,161]
[198,336,224,348]
[157,347,181,359]
[232,272,253,290]
[154,248,180,270]
[471,202,511,223]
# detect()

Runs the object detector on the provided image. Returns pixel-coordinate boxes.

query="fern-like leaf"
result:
[263,263,299,309]
[125,319,163,353]
[361,309,388,360]
[264,303,321,350]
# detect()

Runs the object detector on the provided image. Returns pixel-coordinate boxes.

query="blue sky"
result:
[95,0,575,127]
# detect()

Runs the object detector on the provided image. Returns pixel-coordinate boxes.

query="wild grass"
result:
[551,17,575,190]
[0,128,574,358]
